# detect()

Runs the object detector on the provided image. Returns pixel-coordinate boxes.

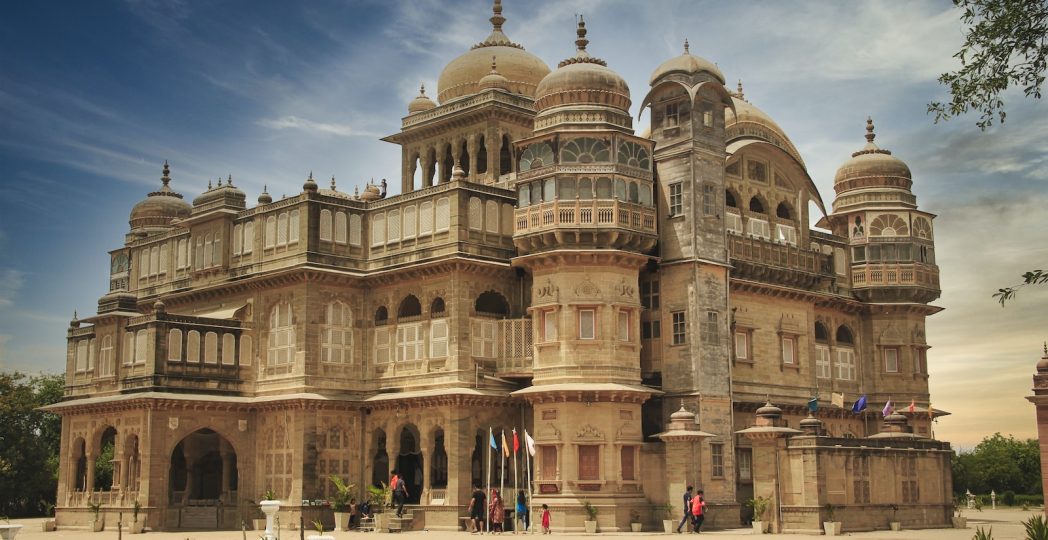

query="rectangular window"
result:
[396,323,422,362]
[243,222,254,254]
[710,443,724,478]
[915,347,926,374]
[816,345,831,379]
[374,327,390,364]
[135,330,148,364]
[748,218,770,240]
[775,224,797,245]
[642,320,661,340]
[669,183,683,216]
[542,310,557,342]
[884,347,899,373]
[726,212,743,234]
[641,278,660,309]
[664,102,679,128]
[746,160,768,183]
[430,319,448,358]
[781,336,796,365]
[671,311,686,345]
[737,448,752,481]
[620,446,636,481]
[579,309,596,340]
[852,246,866,263]
[617,310,630,341]
[702,184,715,216]
[836,348,856,381]
[578,446,600,481]
[701,311,718,343]
[471,319,497,358]
[540,446,557,480]
[735,331,749,361]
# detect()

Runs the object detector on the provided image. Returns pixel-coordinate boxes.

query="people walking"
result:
[489,488,505,533]
[468,483,486,533]
[690,489,707,533]
[516,489,529,531]
[676,485,694,533]
[393,470,408,517]
[540,504,551,534]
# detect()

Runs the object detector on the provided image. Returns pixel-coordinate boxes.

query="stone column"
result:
[467,135,478,182]
[421,149,434,189]
[448,410,472,506]
[86,452,97,493]
[182,445,194,504]
[402,152,414,194]
[1026,345,1048,516]
[451,140,463,179]
[657,404,714,526]
[487,129,499,182]
[736,403,801,534]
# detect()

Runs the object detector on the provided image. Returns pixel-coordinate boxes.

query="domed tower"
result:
[829,118,940,304]
[382,0,551,192]
[511,17,656,526]
[129,161,191,237]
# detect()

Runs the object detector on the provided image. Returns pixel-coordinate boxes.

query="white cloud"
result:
[257,115,372,138]
[0,268,25,308]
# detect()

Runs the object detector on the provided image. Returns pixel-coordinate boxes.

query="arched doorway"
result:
[396,426,423,504]
[371,429,389,488]
[95,427,117,491]
[168,428,238,529]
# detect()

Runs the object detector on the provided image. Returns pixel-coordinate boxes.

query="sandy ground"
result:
[4,508,1043,540]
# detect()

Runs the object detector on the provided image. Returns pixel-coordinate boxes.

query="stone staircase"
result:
[388,509,414,533]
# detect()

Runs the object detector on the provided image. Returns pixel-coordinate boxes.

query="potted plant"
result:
[39,500,56,532]
[746,496,771,534]
[0,516,24,540]
[329,475,356,531]
[952,497,967,529]
[88,502,104,532]
[367,483,392,531]
[259,489,282,538]
[306,518,335,540]
[582,500,598,533]
[888,503,901,531]
[659,503,675,534]
[823,503,841,536]
[629,509,642,532]
[130,500,145,534]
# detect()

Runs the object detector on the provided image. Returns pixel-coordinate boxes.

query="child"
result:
[541,503,552,534]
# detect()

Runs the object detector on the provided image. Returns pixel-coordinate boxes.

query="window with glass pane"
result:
[782,336,796,364]
[642,320,661,340]
[269,303,295,365]
[816,345,831,378]
[579,309,596,340]
[737,448,752,481]
[397,323,422,362]
[664,102,679,128]
[702,184,715,215]
[672,311,686,345]
[884,348,899,373]
[430,319,448,358]
[711,443,724,478]
[735,331,749,360]
[701,311,718,343]
[641,279,660,309]
[836,348,856,380]
[321,302,352,364]
[669,183,683,216]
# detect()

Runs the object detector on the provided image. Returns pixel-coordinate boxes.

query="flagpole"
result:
[500,429,507,521]
[513,430,519,534]
[525,429,534,535]
[487,427,493,533]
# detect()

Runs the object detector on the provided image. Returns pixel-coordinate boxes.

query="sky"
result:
[0,0,1045,449]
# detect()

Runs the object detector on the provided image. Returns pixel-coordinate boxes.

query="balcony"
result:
[513,199,658,254]
[728,234,834,290]
[475,318,533,377]
[851,263,941,303]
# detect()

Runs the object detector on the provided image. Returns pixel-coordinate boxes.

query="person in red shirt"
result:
[690,489,707,533]
[541,504,552,534]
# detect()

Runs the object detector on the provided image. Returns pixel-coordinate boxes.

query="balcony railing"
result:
[852,263,939,288]
[514,200,657,236]
[496,318,533,375]
[728,234,832,276]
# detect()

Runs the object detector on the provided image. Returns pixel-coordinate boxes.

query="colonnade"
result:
[401,130,518,194]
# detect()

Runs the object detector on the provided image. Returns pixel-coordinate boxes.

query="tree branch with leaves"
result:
[994,269,1048,305]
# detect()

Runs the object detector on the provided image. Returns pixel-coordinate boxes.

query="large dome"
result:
[435,1,550,104]
[725,91,805,168]
[833,118,912,194]
[649,40,725,85]
[129,162,191,231]
[534,16,630,114]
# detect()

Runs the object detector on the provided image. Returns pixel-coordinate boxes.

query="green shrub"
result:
[972,526,993,540]
[1003,491,1016,506]
[1023,515,1048,540]
[1017,495,1045,507]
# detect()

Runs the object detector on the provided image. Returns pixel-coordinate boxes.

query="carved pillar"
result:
[467,135,478,182]
[421,148,434,189]
[487,129,499,182]
[402,152,414,194]
[737,403,802,534]
[85,452,97,493]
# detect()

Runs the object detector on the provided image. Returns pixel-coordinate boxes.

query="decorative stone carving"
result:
[575,424,604,441]
[168,417,179,430]
[536,280,559,299]
[238,420,248,432]
[617,279,635,298]
[574,278,600,298]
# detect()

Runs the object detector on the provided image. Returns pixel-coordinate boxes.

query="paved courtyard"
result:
[5,508,1044,540]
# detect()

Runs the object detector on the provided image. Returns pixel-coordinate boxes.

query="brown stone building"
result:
[47,1,953,533]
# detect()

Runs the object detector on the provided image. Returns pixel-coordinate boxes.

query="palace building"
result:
[48,1,954,533]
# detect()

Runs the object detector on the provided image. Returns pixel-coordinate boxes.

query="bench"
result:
[358,516,375,532]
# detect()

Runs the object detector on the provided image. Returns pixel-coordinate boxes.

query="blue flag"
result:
[489,429,498,450]
[851,395,867,413]
[807,397,818,413]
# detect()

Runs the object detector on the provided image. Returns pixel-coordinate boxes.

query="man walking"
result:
[393,470,408,517]
[676,485,693,533]
[690,489,707,533]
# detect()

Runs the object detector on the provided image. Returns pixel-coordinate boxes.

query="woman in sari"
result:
[489,488,505,533]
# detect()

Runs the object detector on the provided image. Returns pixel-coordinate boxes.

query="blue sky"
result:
[0,0,1045,448]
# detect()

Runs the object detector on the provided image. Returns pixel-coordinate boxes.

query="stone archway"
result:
[395,425,423,504]
[167,428,238,529]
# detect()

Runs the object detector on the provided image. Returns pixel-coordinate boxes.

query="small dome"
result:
[833,118,912,194]
[303,172,319,193]
[436,1,550,103]
[649,39,725,86]
[799,413,822,430]
[130,161,192,231]
[534,16,631,114]
[670,404,695,422]
[725,90,805,168]
[192,175,246,207]
[755,401,782,418]
[358,179,384,201]
[257,185,273,205]
[408,84,437,114]
[318,176,356,200]
[1038,342,1048,373]
[478,57,510,91]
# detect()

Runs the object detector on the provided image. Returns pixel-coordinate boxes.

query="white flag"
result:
[524,429,536,456]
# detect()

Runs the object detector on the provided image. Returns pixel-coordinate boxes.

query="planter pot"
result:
[0,524,23,540]
[584,520,597,534]
[334,512,349,531]
[662,519,675,533]
[823,521,841,536]
[42,520,56,532]
[952,516,967,529]
[630,523,642,532]
[752,520,765,534]
[889,521,901,531]
[375,512,391,532]
[91,519,104,532]
[130,520,145,534]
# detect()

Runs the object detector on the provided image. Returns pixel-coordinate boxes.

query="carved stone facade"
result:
[48,1,949,533]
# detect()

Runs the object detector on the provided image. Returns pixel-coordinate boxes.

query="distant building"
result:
[48,1,952,533]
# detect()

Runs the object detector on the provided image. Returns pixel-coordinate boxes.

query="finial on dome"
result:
[575,14,589,54]
[419,83,427,96]
[490,0,505,31]
[866,116,876,143]
[217,176,223,187]
[331,175,337,190]
[227,174,233,186]
[207,179,213,190]
[304,171,318,193]
[737,79,745,101]
[161,160,171,186]
[491,56,498,73]
[684,38,690,54]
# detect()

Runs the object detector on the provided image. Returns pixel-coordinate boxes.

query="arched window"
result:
[485,200,499,233]
[222,333,236,365]
[520,142,554,171]
[460,139,471,177]
[76,340,88,372]
[277,212,289,245]
[398,295,422,318]
[517,183,530,207]
[150,246,159,276]
[123,331,135,365]
[814,322,830,379]
[543,178,556,201]
[388,209,402,242]
[435,198,450,231]
[749,197,765,214]
[628,182,640,203]
[187,330,200,363]
[320,209,333,241]
[168,329,183,362]
[203,234,213,267]
[265,216,277,248]
[639,183,652,206]
[243,222,254,254]
[372,212,386,246]
[477,135,488,174]
[431,297,446,315]
[233,224,243,254]
[431,429,449,488]
[913,217,932,239]
[475,291,509,316]
[322,301,353,364]
[349,213,363,246]
[725,190,738,208]
[469,197,483,231]
[595,177,613,199]
[268,302,295,365]
[560,137,610,163]
[776,202,793,220]
[403,205,417,239]
[617,141,650,169]
[499,135,512,176]
[869,214,909,236]
[558,178,576,200]
[204,331,218,364]
[158,244,168,274]
[834,325,856,381]
[836,325,854,345]
[375,306,389,324]
[289,209,300,243]
[814,322,829,343]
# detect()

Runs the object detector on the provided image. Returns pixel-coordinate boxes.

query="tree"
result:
[994,269,1048,305]
[928,0,1048,130]
[0,372,64,517]
[953,433,1042,496]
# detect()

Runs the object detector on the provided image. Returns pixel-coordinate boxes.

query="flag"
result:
[908,399,916,414]
[851,395,867,413]
[831,392,845,409]
[928,404,934,419]
[807,397,818,413]
[882,399,893,417]
[524,429,536,456]
[513,428,520,454]
[501,430,510,458]
[489,429,498,450]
